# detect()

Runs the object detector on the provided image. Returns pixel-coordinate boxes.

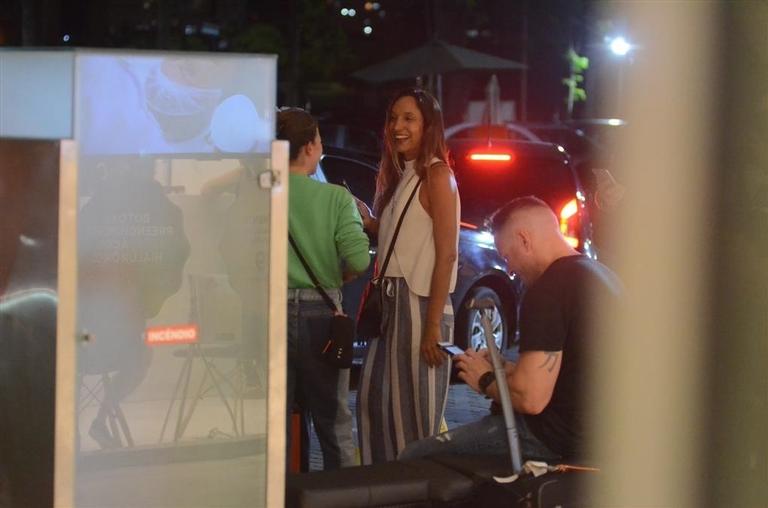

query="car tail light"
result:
[559,198,580,249]
[466,150,515,163]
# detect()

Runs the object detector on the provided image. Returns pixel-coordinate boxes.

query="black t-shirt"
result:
[519,254,622,459]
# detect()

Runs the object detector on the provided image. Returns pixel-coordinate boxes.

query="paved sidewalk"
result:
[307,382,491,471]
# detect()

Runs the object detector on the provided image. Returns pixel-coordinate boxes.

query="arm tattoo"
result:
[538,352,560,373]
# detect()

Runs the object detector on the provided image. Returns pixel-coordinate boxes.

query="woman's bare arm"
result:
[421,162,459,367]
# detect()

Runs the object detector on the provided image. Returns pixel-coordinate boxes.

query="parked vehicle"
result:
[316,141,594,357]
[445,121,609,196]
[447,139,594,256]
[445,119,626,159]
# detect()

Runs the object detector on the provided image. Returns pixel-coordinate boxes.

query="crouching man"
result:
[399,196,623,462]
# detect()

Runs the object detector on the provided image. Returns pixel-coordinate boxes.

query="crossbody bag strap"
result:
[377,176,424,280]
[288,233,340,313]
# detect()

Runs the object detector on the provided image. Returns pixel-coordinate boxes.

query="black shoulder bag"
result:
[288,234,355,369]
[357,176,423,339]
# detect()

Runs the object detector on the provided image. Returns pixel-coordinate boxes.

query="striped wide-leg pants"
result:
[356,277,453,464]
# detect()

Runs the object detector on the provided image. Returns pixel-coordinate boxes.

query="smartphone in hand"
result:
[438,342,465,357]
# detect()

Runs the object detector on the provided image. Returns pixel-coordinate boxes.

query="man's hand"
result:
[454,349,494,394]
[420,322,446,367]
[470,347,515,373]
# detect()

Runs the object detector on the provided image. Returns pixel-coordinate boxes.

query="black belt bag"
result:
[289,234,354,369]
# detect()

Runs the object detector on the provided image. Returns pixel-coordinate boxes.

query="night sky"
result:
[0,0,622,127]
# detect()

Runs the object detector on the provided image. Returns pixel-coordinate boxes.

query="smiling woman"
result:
[355,88,461,464]
[389,96,424,160]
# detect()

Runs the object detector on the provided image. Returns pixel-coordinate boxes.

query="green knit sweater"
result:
[288,172,370,289]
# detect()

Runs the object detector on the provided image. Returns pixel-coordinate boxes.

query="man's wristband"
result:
[478,371,496,397]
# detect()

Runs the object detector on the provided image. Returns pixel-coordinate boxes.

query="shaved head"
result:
[502,204,560,237]
[490,196,578,284]
[489,196,555,234]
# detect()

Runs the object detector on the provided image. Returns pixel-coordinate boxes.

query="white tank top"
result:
[378,158,460,296]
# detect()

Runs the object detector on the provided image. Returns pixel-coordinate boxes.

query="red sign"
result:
[145,324,198,346]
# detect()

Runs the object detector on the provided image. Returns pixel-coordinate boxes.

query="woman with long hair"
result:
[356,88,460,464]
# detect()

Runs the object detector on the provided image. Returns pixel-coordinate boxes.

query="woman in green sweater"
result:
[279,108,370,470]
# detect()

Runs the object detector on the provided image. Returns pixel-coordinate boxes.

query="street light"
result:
[606,36,633,116]
[608,36,632,57]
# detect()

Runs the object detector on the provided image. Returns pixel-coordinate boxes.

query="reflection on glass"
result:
[77,158,188,451]
[0,139,61,508]
[74,156,270,508]
[78,54,273,156]
[66,51,277,507]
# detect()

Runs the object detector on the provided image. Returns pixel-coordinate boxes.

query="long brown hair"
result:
[373,88,449,217]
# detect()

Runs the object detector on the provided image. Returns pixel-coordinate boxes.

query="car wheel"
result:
[456,286,507,351]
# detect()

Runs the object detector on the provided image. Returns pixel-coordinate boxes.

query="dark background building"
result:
[0,0,619,130]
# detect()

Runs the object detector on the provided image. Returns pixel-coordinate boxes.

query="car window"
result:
[570,123,625,150]
[319,124,380,154]
[319,124,343,148]
[453,155,577,223]
[319,156,377,206]
[450,125,527,141]
[347,127,380,154]
[528,127,594,157]
[311,162,328,183]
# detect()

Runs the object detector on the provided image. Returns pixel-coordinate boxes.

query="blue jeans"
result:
[398,413,560,463]
[286,290,355,470]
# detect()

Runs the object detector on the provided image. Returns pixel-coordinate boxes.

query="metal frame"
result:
[265,140,288,508]
[54,139,78,508]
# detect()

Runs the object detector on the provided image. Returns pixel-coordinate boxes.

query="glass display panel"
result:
[0,50,74,139]
[76,52,275,156]
[72,51,277,508]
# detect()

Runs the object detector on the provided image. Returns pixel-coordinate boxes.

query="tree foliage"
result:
[563,47,589,117]
[298,0,357,82]
[230,23,284,57]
